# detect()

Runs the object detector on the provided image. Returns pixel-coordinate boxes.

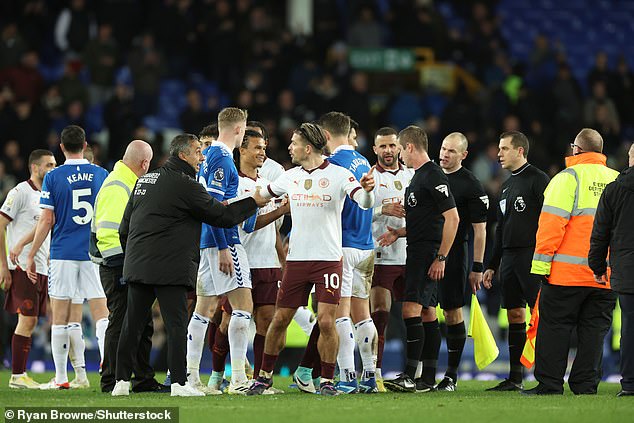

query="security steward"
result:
[111,134,268,397]
[437,132,489,391]
[89,140,162,393]
[526,128,619,395]
[378,125,460,393]
[483,131,550,391]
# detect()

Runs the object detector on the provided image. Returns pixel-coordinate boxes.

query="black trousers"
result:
[535,283,616,394]
[116,283,188,385]
[99,265,155,392]
[619,293,634,391]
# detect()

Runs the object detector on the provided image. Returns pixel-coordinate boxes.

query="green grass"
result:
[0,371,630,423]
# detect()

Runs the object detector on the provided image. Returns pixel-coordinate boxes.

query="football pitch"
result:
[0,372,630,423]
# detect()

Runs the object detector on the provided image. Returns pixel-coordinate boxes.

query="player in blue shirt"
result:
[185,108,254,395]
[27,125,109,389]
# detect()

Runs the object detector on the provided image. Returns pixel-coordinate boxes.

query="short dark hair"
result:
[375,127,398,139]
[295,123,328,152]
[169,133,199,157]
[241,129,264,149]
[500,131,530,157]
[318,111,350,137]
[61,125,86,153]
[199,124,218,140]
[28,149,53,168]
[398,125,428,152]
[247,120,269,141]
[349,118,359,134]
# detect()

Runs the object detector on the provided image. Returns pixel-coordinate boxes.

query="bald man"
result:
[89,140,165,393]
[436,133,489,391]
[526,128,619,395]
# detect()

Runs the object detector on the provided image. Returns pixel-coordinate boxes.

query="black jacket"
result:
[120,157,257,288]
[589,166,634,294]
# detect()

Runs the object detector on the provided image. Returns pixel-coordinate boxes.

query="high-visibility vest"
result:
[90,161,137,266]
[531,152,618,288]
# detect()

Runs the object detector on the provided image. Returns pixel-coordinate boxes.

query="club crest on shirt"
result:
[319,178,329,188]
[304,179,312,190]
[214,168,224,181]
[514,196,526,212]
[394,180,402,190]
[407,192,417,207]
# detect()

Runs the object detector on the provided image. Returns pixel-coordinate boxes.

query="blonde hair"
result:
[218,107,248,130]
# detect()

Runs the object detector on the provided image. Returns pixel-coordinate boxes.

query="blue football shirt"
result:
[198,141,240,249]
[328,146,374,250]
[40,158,109,260]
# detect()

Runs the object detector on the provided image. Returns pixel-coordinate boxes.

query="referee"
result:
[379,126,459,393]
[483,131,550,391]
[437,133,489,391]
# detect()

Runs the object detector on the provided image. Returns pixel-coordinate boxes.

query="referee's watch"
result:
[435,254,447,262]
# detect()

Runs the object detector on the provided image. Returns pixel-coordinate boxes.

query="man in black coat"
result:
[589,143,634,397]
[112,133,267,397]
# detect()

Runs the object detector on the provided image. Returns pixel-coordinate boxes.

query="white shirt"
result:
[238,173,281,269]
[267,161,363,262]
[259,157,285,184]
[0,180,50,274]
[372,165,413,265]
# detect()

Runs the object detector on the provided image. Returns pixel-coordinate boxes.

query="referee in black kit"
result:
[378,125,459,393]
[436,132,489,391]
[483,131,550,391]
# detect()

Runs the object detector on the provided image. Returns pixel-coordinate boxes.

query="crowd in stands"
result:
[1,0,633,203]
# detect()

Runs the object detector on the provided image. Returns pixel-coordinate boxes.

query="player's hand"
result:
[218,248,234,276]
[25,256,37,283]
[428,259,445,281]
[594,273,607,285]
[360,166,375,192]
[482,269,495,289]
[278,196,290,215]
[9,243,25,266]
[0,267,12,291]
[381,203,405,218]
[377,226,399,247]
[469,271,483,294]
[252,186,270,207]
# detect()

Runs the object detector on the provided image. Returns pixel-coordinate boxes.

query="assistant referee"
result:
[483,131,550,391]
[379,125,459,393]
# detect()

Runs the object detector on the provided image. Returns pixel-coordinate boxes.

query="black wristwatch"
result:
[435,254,447,262]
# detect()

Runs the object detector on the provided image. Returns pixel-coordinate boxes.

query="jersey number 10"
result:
[72,188,93,225]
[323,273,340,290]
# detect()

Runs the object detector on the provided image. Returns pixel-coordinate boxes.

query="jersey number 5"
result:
[323,273,340,290]
[72,188,93,225]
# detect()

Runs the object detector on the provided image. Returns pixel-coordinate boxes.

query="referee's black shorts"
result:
[404,242,438,308]
[499,247,540,310]
[438,241,468,310]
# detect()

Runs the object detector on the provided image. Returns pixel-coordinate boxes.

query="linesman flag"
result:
[468,294,499,370]
[520,290,540,369]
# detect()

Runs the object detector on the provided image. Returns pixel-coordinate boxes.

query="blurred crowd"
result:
[1,0,633,202]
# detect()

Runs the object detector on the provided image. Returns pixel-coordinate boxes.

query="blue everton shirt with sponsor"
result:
[40,158,108,260]
[328,145,374,250]
[198,141,240,249]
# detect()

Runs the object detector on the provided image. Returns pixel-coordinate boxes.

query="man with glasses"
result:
[525,128,619,395]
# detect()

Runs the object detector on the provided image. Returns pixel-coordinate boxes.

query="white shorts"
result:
[48,260,105,301]
[197,245,251,296]
[341,247,375,299]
